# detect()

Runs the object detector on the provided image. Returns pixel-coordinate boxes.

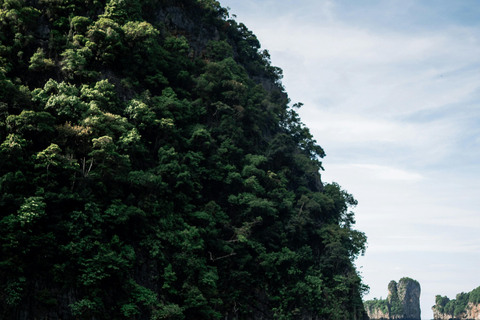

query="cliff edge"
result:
[364,277,421,320]
[433,286,480,320]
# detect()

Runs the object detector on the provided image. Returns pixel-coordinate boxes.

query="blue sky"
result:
[220,0,480,318]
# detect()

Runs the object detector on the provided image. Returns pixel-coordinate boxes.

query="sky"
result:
[220,1,480,318]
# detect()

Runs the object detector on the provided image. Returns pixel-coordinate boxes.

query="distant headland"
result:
[364,277,421,320]
[432,286,480,320]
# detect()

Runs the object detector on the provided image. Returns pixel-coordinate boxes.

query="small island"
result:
[432,286,480,320]
[364,277,421,320]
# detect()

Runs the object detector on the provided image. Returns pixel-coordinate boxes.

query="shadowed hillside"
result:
[0,0,368,319]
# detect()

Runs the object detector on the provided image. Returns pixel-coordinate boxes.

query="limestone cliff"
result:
[364,277,421,320]
[433,302,480,320]
[433,286,480,320]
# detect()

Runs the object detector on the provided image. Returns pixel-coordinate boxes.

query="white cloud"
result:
[243,6,480,122]
[349,164,424,181]
[299,109,455,145]
[269,24,480,114]
[324,163,423,182]
[238,9,480,173]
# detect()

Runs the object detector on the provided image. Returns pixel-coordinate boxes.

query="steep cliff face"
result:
[364,277,421,320]
[367,307,390,320]
[433,287,480,320]
[432,310,451,320]
[397,278,421,319]
[464,303,480,319]
[433,302,480,320]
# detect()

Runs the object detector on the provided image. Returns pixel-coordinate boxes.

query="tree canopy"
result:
[433,286,480,318]
[0,0,368,319]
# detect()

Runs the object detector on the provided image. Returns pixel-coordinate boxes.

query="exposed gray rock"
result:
[36,16,50,40]
[365,277,421,320]
[433,300,480,319]
[397,278,421,320]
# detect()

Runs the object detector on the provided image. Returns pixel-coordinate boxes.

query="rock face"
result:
[364,277,421,320]
[367,307,390,320]
[433,302,480,320]
[462,302,480,319]
[433,286,480,320]
[397,278,421,319]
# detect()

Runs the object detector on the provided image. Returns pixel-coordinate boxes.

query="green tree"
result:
[28,48,54,71]
[0,0,368,318]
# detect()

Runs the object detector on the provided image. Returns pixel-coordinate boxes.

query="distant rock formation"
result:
[433,302,480,320]
[432,286,480,320]
[364,277,421,320]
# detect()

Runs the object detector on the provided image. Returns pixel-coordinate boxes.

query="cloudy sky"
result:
[220,0,480,318]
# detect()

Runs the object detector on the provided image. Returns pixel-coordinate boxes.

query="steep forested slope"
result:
[0,0,368,319]
[433,286,480,319]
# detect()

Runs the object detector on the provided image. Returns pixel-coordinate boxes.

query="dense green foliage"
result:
[434,286,480,317]
[364,298,389,315]
[364,277,420,318]
[388,280,404,315]
[0,0,368,319]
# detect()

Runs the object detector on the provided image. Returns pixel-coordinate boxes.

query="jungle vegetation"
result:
[363,284,403,317]
[434,286,480,317]
[0,0,368,319]
[363,277,421,317]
